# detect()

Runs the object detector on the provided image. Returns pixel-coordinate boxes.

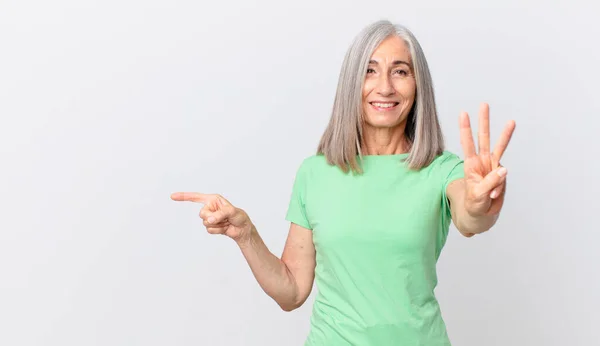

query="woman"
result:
[171,20,515,345]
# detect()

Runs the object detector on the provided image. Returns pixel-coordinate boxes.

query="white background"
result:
[1,0,598,345]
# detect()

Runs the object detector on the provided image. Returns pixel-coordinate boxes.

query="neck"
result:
[361,123,410,155]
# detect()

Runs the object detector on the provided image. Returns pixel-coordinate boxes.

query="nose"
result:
[376,74,395,97]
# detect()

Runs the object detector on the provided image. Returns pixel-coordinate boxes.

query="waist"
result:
[305,290,449,345]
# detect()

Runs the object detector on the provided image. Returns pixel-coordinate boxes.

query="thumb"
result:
[207,207,231,224]
[474,166,507,198]
[206,197,238,224]
[213,195,248,226]
[204,195,233,224]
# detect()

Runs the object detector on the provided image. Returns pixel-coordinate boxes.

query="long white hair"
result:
[317,20,445,173]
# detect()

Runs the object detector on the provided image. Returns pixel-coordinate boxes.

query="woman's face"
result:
[362,35,416,129]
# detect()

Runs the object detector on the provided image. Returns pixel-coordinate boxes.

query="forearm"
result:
[235,225,300,310]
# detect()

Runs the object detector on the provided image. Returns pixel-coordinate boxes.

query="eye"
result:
[394,69,408,76]
[366,68,376,74]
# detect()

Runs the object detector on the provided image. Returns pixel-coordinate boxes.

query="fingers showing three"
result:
[460,103,516,168]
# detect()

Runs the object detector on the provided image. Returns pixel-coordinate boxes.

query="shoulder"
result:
[294,154,330,174]
[429,151,463,170]
[427,151,464,183]
[432,150,462,165]
[291,154,344,188]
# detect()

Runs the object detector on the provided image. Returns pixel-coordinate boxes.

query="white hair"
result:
[317,19,445,173]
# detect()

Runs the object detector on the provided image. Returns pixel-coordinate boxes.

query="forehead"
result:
[370,35,411,62]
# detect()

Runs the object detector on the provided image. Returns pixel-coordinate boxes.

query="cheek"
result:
[362,80,376,99]
[395,81,416,104]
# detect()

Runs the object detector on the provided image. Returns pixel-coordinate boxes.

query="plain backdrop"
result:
[1,0,598,345]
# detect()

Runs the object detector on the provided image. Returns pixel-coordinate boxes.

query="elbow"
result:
[277,294,308,312]
[280,304,297,312]
[278,301,301,312]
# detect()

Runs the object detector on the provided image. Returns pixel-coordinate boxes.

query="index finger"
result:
[459,112,477,158]
[170,192,210,203]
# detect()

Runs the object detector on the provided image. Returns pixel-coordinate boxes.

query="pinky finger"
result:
[490,183,505,199]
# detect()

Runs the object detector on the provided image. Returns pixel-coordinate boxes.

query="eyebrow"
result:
[369,59,411,67]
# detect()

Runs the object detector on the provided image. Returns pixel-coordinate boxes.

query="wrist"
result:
[459,211,498,235]
[235,223,256,249]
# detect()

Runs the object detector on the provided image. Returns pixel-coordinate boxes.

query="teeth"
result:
[373,102,396,108]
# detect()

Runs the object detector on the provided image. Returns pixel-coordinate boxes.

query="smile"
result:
[369,102,399,111]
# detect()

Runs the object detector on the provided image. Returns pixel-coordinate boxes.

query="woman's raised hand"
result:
[459,103,516,216]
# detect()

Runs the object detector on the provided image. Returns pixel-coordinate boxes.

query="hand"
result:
[170,192,253,243]
[459,103,516,217]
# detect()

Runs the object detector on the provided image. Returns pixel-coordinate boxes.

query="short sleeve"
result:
[285,159,312,230]
[441,152,465,219]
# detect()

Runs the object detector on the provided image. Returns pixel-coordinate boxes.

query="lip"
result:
[369,101,399,112]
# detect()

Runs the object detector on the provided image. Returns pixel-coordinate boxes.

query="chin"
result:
[364,113,404,128]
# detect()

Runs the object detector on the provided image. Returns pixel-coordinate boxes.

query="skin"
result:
[170,34,516,311]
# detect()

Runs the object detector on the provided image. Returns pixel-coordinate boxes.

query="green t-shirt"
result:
[285,151,464,346]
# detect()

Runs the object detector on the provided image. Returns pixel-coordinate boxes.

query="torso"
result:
[287,151,463,346]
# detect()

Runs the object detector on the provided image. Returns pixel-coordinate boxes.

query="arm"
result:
[237,222,316,311]
[446,178,501,237]
[170,192,316,312]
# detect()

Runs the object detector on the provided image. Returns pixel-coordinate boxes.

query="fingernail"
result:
[497,167,507,177]
[490,190,498,199]
[207,216,215,224]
